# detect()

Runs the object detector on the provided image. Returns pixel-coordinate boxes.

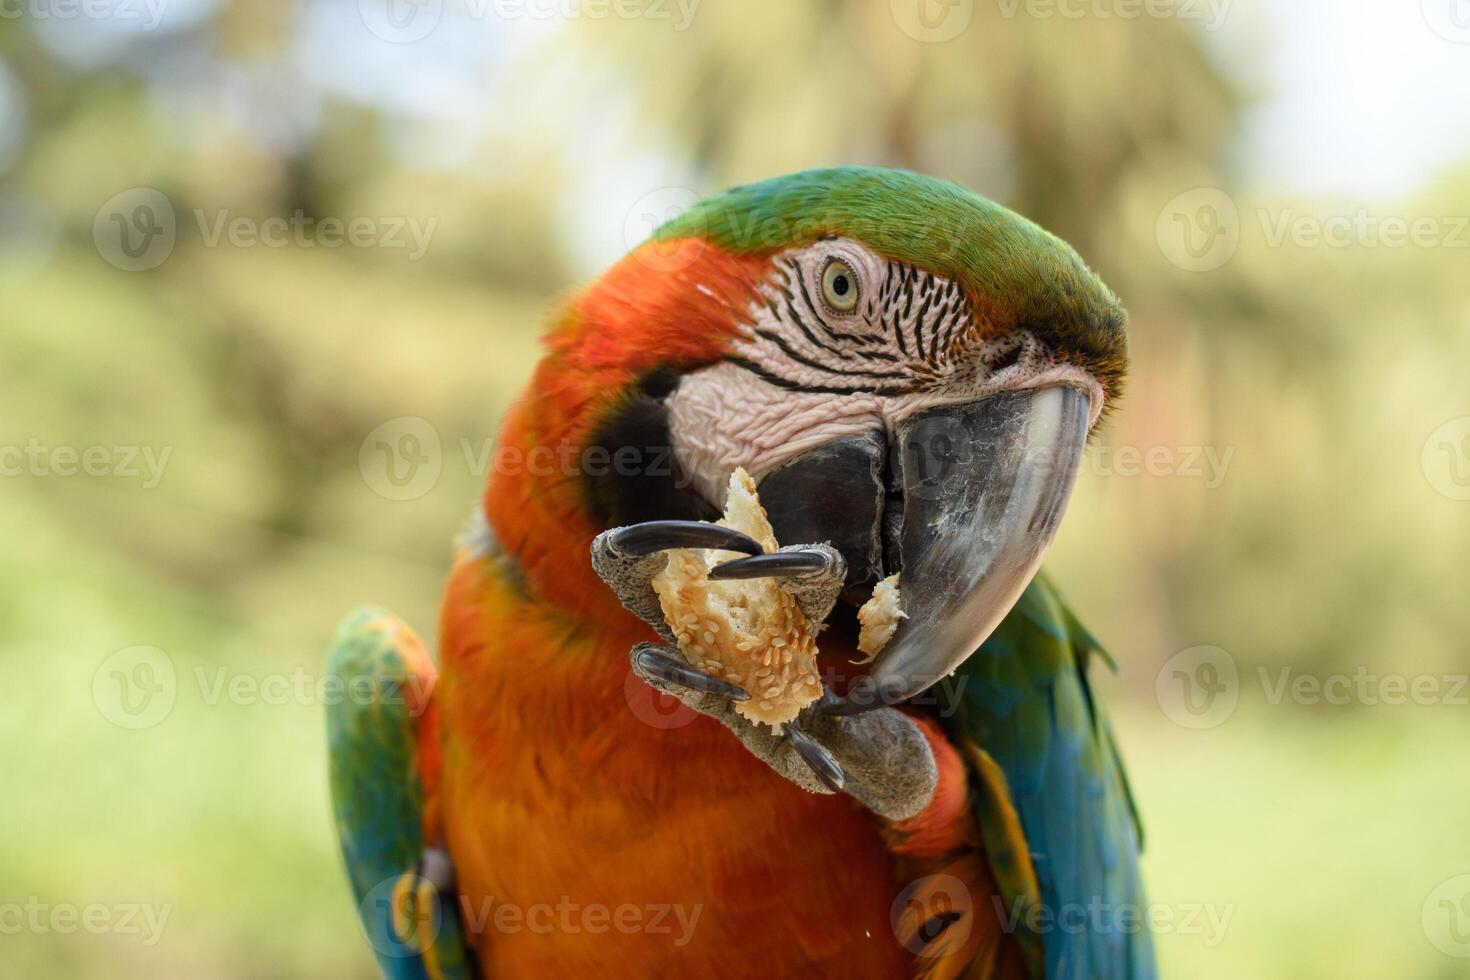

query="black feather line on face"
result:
[726,357,916,397]
[752,328,907,382]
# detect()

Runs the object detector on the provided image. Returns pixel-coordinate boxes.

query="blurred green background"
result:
[3,1,1470,976]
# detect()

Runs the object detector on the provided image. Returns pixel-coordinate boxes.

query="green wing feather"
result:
[326,607,475,980]
[939,573,1155,980]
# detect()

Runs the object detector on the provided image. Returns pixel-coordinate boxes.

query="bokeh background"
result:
[4,0,1470,976]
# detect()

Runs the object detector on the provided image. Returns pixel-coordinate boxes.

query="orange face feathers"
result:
[482,239,770,613]
[547,239,770,383]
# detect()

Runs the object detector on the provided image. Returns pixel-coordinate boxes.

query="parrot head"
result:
[486,166,1125,711]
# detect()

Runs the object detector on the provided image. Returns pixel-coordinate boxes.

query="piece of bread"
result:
[652,469,823,730]
[857,572,904,662]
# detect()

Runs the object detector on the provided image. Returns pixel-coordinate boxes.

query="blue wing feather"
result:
[939,573,1156,980]
[326,607,476,980]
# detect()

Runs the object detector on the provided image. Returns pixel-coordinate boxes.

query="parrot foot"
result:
[629,640,848,790]
[592,521,760,646]
[714,543,847,627]
[707,549,834,579]
[628,642,935,820]
[591,523,847,641]
[598,523,933,820]
[781,719,846,792]
[604,520,764,559]
[632,644,751,701]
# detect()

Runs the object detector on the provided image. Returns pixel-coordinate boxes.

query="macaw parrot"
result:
[327,167,1154,979]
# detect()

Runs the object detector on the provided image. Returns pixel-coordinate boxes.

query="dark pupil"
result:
[832,274,849,296]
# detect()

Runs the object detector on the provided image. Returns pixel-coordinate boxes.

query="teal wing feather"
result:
[326,607,476,980]
[938,572,1155,980]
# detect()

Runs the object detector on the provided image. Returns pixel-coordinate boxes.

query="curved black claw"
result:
[783,722,846,792]
[609,521,764,558]
[632,643,751,701]
[709,550,832,581]
[816,676,889,716]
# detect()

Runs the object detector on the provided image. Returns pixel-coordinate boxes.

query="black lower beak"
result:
[756,385,1092,713]
[755,430,889,602]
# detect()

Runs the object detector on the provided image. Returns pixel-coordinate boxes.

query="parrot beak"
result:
[758,384,1091,715]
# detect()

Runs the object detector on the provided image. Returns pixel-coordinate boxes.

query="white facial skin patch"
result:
[667,238,1105,506]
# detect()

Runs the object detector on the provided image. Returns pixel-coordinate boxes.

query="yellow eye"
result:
[820,258,860,313]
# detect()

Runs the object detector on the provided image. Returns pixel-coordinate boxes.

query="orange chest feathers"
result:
[434,554,913,978]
